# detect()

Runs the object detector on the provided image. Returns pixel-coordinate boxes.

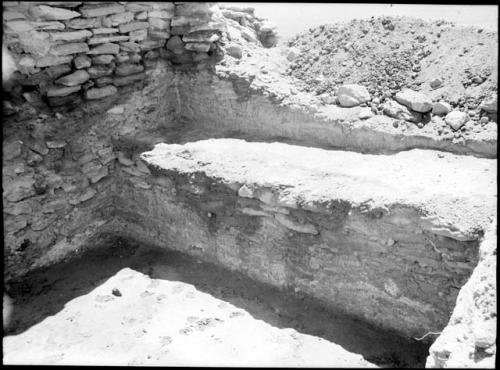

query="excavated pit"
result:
[4,238,430,367]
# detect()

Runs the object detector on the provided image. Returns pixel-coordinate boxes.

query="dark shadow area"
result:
[3,236,431,368]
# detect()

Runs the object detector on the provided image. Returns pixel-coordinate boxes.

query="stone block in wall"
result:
[119,41,141,53]
[125,3,153,12]
[87,43,120,54]
[170,16,205,28]
[138,39,165,51]
[166,35,184,53]
[115,52,130,63]
[17,56,37,74]
[148,17,170,30]
[184,42,211,53]
[43,2,82,7]
[2,140,23,161]
[182,31,219,43]
[3,10,25,21]
[85,85,117,99]
[30,5,80,21]
[94,76,113,87]
[88,35,129,44]
[129,53,142,63]
[47,85,81,97]
[47,92,81,107]
[50,30,92,42]
[4,176,36,202]
[149,30,170,40]
[176,2,213,17]
[170,25,190,35]
[188,20,226,33]
[128,29,148,42]
[30,21,66,30]
[35,55,73,68]
[144,50,159,60]
[55,70,90,86]
[51,42,89,56]
[19,31,52,56]
[192,52,209,62]
[105,11,134,26]
[148,9,174,19]
[92,54,115,65]
[4,20,34,33]
[112,72,145,86]
[3,1,19,7]
[153,2,175,11]
[92,27,119,35]
[135,11,148,20]
[74,54,91,69]
[87,65,114,78]
[115,63,144,76]
[118,21,149,33]
[79,4,126,18]
[65,17,101,29]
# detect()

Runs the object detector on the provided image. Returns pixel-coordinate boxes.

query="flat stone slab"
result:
[141,139,497,240]
[3,268,375,367]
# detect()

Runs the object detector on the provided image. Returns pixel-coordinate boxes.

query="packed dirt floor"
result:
[3,241,429,367]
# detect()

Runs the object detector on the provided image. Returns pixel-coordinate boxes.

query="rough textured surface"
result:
[3,267,375,367]
[111,138,494,339]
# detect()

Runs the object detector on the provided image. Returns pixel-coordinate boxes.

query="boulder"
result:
[30,5,80,20]
[227,43,242,59]
[337,84,371,107]
[430,78,443,89]
[383,100,422,122]
[286,47,300,61]
[432,101,452,116]
[55,70,90,86]
[445,111,468,131]
[394,89,433,113]
[479,96,497,113]
[85,85,117,100]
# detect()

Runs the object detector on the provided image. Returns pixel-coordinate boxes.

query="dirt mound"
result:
[286,16,497,120]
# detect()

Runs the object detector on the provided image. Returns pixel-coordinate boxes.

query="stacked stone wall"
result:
[3,1,225,120]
